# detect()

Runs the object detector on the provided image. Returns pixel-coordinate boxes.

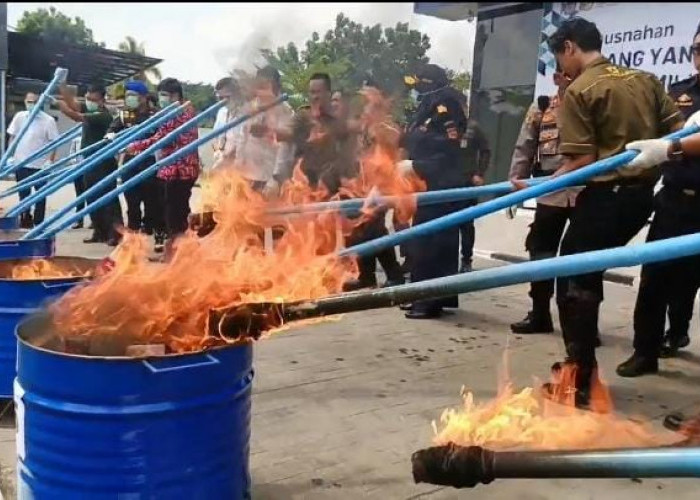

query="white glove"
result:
[262,178,280,199]
[625,139,670,170]
[397,159,415,176]
[104,132,116,141]
[685,110,700,129]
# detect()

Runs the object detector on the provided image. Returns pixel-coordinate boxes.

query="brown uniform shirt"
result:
[559,56,683,182]
[509,95,580,207]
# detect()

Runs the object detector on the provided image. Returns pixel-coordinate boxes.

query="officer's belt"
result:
[586,178,656,191]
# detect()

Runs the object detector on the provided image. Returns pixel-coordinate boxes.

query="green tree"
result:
[447,70,472,95]
[261,13,431,108]
[181,82,217,127]
[118,36,162,84]
[16,6,104,47]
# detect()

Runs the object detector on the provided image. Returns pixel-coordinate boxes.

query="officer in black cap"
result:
[397,64,467,319]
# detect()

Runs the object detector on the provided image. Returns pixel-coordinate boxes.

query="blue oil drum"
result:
[0,215,20,231]
[0,233,55,261]
[15,313,254,499]
[0,257,94,398]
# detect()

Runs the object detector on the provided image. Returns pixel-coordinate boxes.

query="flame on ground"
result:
[432,362,676,451]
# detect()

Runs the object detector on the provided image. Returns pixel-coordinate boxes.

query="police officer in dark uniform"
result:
[458,113,491,273]
[106,81,165,251]
[656,30,700,358]
[398,64,467,319]
[616,28,700,376]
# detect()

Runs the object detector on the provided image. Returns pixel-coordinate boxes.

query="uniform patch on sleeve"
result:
[437,105,448,114]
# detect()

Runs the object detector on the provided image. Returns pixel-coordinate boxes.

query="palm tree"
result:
[118,36,162,84]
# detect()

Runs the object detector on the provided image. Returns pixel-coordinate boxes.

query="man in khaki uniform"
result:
[544,18,683,409]
[509,66,584,335]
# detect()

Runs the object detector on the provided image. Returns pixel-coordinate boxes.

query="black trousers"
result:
[123,170,162,233]
[526,203,574,308]
[410,202,460,312]
[84,160,123,241]
[459,198,477,263]
[346,212,403,285]
[557,182,654,375]
[73,175,87,214]
[15,167,46,225]
[163,179,195,238]
[633,187,700,358]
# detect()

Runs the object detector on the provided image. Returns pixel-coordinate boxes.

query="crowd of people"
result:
[7,16,700,430]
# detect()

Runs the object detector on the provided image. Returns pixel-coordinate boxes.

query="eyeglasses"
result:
[692,44,700,56]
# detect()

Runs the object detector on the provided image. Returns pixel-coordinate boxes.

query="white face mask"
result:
[409,89,420,103]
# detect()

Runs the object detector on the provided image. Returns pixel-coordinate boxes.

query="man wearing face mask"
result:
[7,92,60,228]
[211,77,243,171]
[106,80,164,249]
[397,64,467,319]
[127,77,200,259]
[56,83,124,246]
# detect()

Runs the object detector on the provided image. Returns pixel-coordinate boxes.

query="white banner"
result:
[536,2,700,97]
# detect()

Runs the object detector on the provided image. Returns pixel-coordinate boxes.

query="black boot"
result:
[510,309,554,334]
[660,330,690,358]
[342,277,377,292]
[616,353,659,378]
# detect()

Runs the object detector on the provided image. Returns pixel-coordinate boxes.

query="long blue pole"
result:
[0,138,108,198]
[268,177,552,216]
[0,124,81,178]
[340,125,700,258]
[0,67,68,172]
[33,94,289,240]
[289,226,700,316]
[7,102,183,218]
[27,100,225,239]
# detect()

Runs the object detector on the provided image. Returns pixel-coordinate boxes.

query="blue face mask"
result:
[85,100,100,112]
[158,94,171,109]
[125,95,140,110]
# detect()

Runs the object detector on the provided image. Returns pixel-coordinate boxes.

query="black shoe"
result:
[541,380,590,410]
[405,308,443,320]
[399,303,412,311]
[459,260,472,273]
[106,236,121,247]
[71,220,84,229]
[154,233,166,254]
[510,311,554,334]
[616,354,658,378]
[663,412,685,432]
[660,333,691,359]
[342,278,377,292]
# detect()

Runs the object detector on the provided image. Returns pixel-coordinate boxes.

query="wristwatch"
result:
[669,138,684,162]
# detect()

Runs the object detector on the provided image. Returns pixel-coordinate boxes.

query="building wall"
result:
[470,4,544,185]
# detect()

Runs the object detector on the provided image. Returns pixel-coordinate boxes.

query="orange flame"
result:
[432,361,676,451]
[8,259,89,280]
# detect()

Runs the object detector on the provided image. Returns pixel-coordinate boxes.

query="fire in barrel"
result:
[0,256,95,398]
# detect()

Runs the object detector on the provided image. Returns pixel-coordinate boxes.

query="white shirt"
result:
[231,100,295,182]
[7,110,60,169]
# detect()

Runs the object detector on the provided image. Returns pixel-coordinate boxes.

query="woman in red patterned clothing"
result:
[127,78,201,256]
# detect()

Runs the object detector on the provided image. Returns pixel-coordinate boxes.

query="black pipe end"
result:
[411,443,494,489]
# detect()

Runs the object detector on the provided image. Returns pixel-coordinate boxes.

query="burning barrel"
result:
[0,257,95,397]
[0,215,19,231]
[15,313,254,499]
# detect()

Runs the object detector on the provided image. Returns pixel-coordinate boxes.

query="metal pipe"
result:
[268,177,552,216]
[340,125,700,258]
[411,443,700,488]
[33,94,289,239]
[210,225,700,338]
[7,102,182,218]
[0,67,68,172]
[0,138,107,198]
[0,124,81,178]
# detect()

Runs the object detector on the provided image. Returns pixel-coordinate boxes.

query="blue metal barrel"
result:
[0,233,54,261]
[15,314,254,499]
[0,257,94,397]
[0,215,20,231]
